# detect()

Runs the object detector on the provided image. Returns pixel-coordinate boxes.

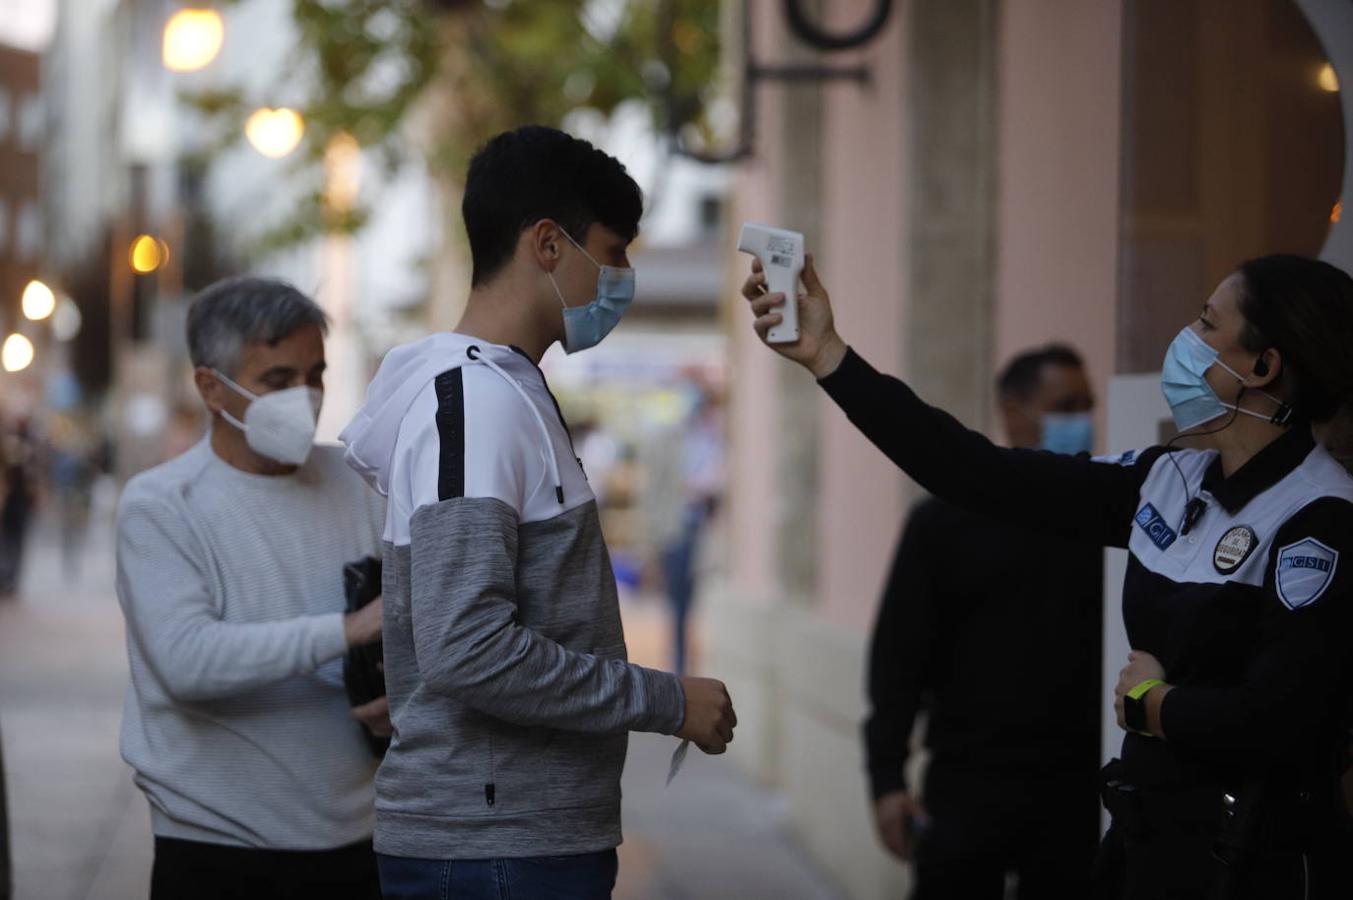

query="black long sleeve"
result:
[818,348,1159,548]
[864,501,944,799]
[863,497,1104,801]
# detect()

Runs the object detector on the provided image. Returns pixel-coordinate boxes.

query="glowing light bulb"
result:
[21,280,55,321]
[52,298,82,343]
[1319,63,1340,93]
[2,334,34,373]
[163,9,224,72]
[245,108,305,158]
[130,234,169,274]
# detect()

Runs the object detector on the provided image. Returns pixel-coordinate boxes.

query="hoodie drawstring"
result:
[467,346,565,505]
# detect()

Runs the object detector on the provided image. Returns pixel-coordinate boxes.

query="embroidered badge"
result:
[1213,526,1257,575]
[1275,538,1339,610]
[1134,503,1177,550]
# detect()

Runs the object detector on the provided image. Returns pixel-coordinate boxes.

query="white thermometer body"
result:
[737,222,803,344]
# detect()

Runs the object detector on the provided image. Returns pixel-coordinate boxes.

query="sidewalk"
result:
[0,514,842,900]
[615,601,842,900]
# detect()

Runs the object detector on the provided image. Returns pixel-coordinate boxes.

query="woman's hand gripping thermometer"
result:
[737,223,803,344]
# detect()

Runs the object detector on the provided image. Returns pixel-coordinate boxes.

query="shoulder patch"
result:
[1134,503,1177,550]
[1275,537,1339,610]
[1213,526,1257,575]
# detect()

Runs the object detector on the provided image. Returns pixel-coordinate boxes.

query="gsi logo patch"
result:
[1276,538,1339,610]
[1134,503,1177,550]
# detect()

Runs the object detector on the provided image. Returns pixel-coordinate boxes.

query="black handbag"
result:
[342,556,389,756]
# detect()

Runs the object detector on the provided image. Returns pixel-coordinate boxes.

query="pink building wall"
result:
[994,1,1123,448]
[815,4,909,630]
[727,4,801,608]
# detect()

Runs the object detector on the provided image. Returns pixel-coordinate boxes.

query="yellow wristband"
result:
[1126,678,1164,701]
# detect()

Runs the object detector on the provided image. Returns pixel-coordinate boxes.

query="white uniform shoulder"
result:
[1292,443,1353,505]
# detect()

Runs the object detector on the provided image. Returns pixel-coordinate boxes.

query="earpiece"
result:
[1253,357,1270,378]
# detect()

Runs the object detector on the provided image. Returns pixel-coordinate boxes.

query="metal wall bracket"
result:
[664,1,893,163]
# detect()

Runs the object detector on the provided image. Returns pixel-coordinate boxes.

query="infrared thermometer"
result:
[737,223,803,344]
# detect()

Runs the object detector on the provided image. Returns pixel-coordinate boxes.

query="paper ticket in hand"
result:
[666,739,691,786]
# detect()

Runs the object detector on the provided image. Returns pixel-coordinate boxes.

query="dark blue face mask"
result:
[1040,412,1094,455]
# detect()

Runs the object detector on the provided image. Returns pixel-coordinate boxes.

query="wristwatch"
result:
[1123,678,1164,736]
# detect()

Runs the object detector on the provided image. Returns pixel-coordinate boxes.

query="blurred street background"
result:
[0,504,842,900]
[2,0,1353,897]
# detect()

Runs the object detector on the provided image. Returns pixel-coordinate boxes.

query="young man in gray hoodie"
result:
[341,126,737,899]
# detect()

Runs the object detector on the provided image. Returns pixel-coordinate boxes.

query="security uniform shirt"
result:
[824,349,1353,796]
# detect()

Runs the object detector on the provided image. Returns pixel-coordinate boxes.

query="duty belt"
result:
[1100,763,1332,854]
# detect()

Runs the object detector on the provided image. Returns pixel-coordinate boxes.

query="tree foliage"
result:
[185,0,721,255]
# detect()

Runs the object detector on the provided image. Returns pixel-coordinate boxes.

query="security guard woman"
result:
[742,253,1353,899]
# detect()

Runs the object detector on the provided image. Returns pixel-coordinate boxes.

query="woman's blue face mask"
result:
[1160,326,1285,432]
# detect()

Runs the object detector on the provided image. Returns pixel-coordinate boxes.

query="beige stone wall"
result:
[993,1,1122,443]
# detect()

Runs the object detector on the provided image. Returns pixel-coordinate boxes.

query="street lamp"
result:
[52,299,83,343]
[130,234,169,274]
[245,107,305,158]
[1319,63,1340,93]
[2,334,33,373]
[163,8,225,72]
[21,280,55,321]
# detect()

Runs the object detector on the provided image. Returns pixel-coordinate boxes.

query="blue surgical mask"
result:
[1041,412,1094,455]
[1161,327,1285,432]
[548,230,635,354]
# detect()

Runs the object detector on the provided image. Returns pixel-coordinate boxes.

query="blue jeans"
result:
[377,850,618,900]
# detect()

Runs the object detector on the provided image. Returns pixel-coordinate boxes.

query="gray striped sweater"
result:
[115,440,384,849]
[341,332,686,859]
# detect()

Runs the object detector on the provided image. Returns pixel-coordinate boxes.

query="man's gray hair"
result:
[186,277,329,375]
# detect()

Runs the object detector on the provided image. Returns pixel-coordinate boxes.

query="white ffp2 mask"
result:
[213,370,322,466]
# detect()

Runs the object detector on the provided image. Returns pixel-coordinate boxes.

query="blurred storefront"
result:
[706,1,1353,897]
[0,43,42,420]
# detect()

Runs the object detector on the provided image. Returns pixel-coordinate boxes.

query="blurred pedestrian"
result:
[0,420,37,598]
[865,345,1102,899]
[116,278,388,899]
[0,721,9,900]
[660,383,725,675]
[47,414,96,580]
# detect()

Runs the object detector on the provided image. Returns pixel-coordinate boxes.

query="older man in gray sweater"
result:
[116,278,387,899]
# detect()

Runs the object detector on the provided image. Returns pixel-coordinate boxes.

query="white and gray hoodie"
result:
[340,333,686,860]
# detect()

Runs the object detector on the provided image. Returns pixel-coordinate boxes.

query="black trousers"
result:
[1093,818,1353,900]
[150,836,382,900]
[1094,770,1353,900]
[910,761,1101,900]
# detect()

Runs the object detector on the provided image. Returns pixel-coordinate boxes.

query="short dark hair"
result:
[186,277,329,375]
[997,344,1084,402]
[462,125,643,287]
[1235,255,1353,423]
